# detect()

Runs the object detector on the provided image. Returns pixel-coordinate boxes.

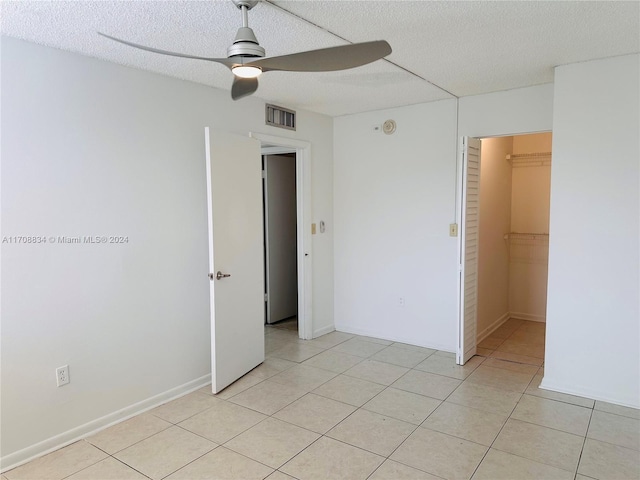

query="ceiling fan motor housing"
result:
[227,27,265,58]
[228,0,264,58]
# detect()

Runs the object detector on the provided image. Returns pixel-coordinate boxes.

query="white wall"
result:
[0,37,334,466]
[333,85,554,352]
[458,84,554,139]
[544,54,640,407]
[477,137,513,339]
[333,100,458,350]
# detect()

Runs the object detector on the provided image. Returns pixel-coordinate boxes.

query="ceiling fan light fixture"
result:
[232,65,262,78]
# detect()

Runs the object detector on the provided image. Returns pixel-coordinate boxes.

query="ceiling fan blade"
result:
[231,76,259,100]
[250,40,391,73]
[98,32,234,67]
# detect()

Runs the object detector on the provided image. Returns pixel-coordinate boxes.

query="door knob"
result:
[216,271,231,280]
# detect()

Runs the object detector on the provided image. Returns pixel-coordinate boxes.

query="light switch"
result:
[311,223,316,235]
[449,223,458,237]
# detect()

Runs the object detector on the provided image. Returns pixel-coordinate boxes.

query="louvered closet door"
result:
[458,137,481,365]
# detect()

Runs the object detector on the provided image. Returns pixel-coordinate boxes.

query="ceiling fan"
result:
[99,0,392,100]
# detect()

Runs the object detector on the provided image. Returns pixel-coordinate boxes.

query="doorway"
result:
[250,132,313,341]
[263,152,299,332]
[458,133,551,367]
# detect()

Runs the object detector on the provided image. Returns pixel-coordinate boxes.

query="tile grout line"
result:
[574,408,595,479]
[375,407,440,478]
[120,454,156,480]
[51,441,113,480]
[466,387,525,480]
[105,453,154,480]
[155,443,217,480]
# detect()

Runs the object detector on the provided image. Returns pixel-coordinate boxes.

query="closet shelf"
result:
[506,152,552,167]
[504,233,549,264]
[503,233,549,240]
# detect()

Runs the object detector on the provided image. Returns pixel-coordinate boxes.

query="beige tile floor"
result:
[4,319,640,480]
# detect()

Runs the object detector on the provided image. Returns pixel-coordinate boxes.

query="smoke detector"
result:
[382,119,396,135]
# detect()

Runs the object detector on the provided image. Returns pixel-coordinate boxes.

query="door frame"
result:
[250,132,313,340]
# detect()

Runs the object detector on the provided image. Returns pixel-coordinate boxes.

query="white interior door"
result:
[457,137,481,365]
[264,154,298,324]
[205,128,264,393]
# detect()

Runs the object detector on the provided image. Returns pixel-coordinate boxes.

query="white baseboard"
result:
[510,312,546,322]
[334,323,454,353]
[312,324,335,338]
[1,374,211,473]
[477,312,510,343]
[540,377,640,410]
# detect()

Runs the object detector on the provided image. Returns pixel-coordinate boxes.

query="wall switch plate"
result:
[449,223,458,237]
[56,365,70,387]
[311,223,316,235]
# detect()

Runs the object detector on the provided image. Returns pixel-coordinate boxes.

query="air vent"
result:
[266,104,296,130]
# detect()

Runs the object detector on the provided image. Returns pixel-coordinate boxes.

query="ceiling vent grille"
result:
[266,104,296,130]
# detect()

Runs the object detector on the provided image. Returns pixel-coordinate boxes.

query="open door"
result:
[205,128,264,393]
[457,137,481,365]
[264,154,298,325]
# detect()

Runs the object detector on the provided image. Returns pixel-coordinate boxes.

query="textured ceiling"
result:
[2,1,639,116]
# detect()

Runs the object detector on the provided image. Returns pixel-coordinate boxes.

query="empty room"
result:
[1,1,639,479]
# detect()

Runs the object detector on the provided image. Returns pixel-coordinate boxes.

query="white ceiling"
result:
[2,0,639,117]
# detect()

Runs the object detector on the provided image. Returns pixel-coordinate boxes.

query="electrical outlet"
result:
[399,297,405,307]
[56,365,70,387]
